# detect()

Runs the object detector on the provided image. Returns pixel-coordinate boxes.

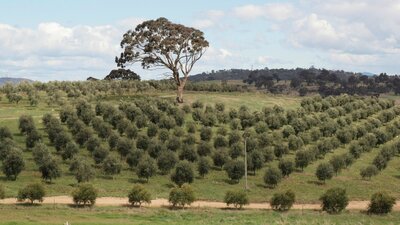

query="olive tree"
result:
[116,17,209,103]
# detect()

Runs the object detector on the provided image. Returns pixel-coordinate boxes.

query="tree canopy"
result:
[116,17,209,103]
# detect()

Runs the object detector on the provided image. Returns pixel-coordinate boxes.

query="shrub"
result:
[247,150,264,175]
[186,122,196,133]
[86,136,101,152]
[171,161,194,187]
[92,145,109,164]
[2,150,25,180]
[75,162,95,183]
[224,190,249,209]
[212,149,230,168]
[102,156,122,177]
[373,154,388,171]
[320,187,348,214]
[157,150,178,175]
[18,115,35,135]
[126,149,143,169]
[147,123,158,137]
[197,157,211,178]
[125,123,138,139]
[229,143,243,159]
[263,167,282,188]
[329,155,346,175]
[214,135,228,148]
[128,185,152,207]
[224,160,245,182]
[167,136,181,151]
[39,156,61,182]
[274,145,289,158]
[62,141,79,161]
[72,184,97,207]
[360,165,379,180]
[136,134,150,150]
[17,183,45,204]
[368,192,396,214]
[270,190,296,211]
[179,144,198,162]
[25,129,41,149]
[148,141,166,159]
[0,126,13,141]
[316,163,334,184]
[191,100,204,109]
[116,137,133,157]
[255,121,268,134]
[215,103,225,112]
[278,159,294,177]
[200,126,212,141]
[197,141,213,156]
[136,155,157,182]
[168,184,196,208]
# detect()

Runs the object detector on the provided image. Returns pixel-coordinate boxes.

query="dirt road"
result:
[1,196,399,211]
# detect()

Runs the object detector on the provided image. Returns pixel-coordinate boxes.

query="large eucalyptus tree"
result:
[116,17,209,103]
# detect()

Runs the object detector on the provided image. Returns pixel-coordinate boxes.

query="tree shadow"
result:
[223,179,240,185]
[128,178,148,184]
[16,202,42,207]
[393,175,400,180]
[163,183,175,189]
[307,180,325,186]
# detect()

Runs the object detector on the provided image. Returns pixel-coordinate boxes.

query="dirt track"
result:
[1,196,399,210]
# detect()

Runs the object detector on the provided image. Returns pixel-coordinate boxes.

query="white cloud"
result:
[0,21,131,80]
[233,3,295,21]
[329,52,378,65]
[192,10,224,29]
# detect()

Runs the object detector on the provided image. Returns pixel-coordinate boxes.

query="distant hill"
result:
[189,68,363,82]
[0,77,33,85]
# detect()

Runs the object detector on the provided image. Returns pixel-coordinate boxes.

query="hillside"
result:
[189,68,365,82]
[0,77,33,85]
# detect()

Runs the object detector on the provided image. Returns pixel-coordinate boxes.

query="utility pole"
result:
[244,138,248,190]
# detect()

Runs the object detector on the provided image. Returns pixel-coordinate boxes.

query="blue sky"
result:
[0,0,399,81]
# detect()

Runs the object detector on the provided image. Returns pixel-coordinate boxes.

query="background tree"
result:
[360,165,379,180]
[75,162,95,183]
[157,150,178,175]
[224,160,245,183]
[2,150,25,180]
[136,155,157,182]
[263,167,282,188]
[116,17,209,103]
[197,157,211,178]
[102,156,122,177]
[316,163,334,184]
[39,156,61,182]
[171,161,194,186]
[278,159,294,177]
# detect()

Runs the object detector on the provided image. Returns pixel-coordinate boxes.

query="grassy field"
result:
[0,92,400,203]
[0,205,398,225]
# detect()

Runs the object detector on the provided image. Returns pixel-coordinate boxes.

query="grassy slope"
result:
[0,205,399,225]
[0,93,400,203]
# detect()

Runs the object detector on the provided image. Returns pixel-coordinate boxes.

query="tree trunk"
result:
[176,84,184,103]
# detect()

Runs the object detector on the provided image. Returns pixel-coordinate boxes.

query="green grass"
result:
[0,205,398,225]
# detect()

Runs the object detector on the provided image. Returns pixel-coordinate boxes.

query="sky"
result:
[0,0,400,81]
